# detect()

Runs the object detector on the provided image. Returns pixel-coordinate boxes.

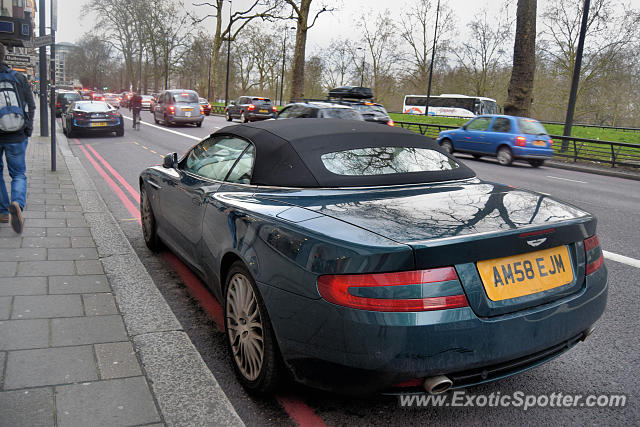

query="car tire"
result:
[224,261,283,394]
[67,124,75,138]
[497,146,514,166]
[164,114,171,126]
[140,184,162,252]
[154,115,159,124]
[440,139,453,154]
[240,112,248,123]
[528,159,545,168]
[196,120,203,128]
[225,111,232,121]
[115,123,124,137]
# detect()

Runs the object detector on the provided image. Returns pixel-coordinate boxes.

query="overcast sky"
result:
[47,0,510,49]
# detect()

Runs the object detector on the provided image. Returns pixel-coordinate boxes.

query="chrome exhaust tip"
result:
[582,325,596,340]
[423,375,453,395]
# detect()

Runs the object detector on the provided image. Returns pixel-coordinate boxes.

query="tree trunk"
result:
[504,0,537,117]
[289,0,311,101]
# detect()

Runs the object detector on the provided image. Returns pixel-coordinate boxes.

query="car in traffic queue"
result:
[153,89,204,127]
[437,114,555,167]
[79,89,95,100]
[120,92,132,108]
[61,100,124,138]
[103,93,121,109]
[199,97,212,116]
[55,90,82,117]
[139,119,607,395]
[327,86,394,126]
[225,96,276,122]
[275,101,365,121]
[141,95,154,111]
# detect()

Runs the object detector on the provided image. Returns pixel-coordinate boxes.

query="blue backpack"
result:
[0,69,26,133]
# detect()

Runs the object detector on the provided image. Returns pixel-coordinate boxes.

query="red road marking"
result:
[86,144,140,201]
[74,138,140,222]
[74,136,324,426]
[277,396,327,427]
[163,252,225,331]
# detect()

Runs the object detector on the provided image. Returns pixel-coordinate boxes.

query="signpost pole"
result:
[38,0,48,137]
[50,0,57,171]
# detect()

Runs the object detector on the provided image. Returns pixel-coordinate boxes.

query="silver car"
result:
[153,89,204,127]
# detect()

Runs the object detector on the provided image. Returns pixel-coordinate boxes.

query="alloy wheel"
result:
[226,273,265,381]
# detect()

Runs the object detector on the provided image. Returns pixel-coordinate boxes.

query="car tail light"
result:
[169,106,175,114]
[515,136,527,146]
[56,102,61,108]
[272,106,277,112]
[548,139,554,145]
[199,105,204,114]
[584,235,604,275]
[247,104,256,111]
[387,119,395,126]
[317,267,469,312]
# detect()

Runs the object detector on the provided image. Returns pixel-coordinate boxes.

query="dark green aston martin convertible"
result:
[139,119,607,395]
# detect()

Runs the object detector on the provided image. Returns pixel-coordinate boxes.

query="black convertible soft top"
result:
[215,119,476,187]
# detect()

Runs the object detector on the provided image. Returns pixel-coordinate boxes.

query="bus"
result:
[402,94,499,117]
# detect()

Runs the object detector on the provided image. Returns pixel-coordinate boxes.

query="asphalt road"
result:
[66,111,639,425]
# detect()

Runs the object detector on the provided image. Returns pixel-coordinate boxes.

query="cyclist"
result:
[129,92,143,129]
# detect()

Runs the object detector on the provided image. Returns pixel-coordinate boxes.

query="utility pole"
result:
[280,28,287,106]
[424,0,440,117]
[50,0,57,171]
[38,0,48,137]
[562,0,590,151]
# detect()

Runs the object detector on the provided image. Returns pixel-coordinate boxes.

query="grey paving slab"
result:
[49,275,109,294]
[46,227,91,237]
[55,377,160,427]
[21,237,70,248]
[0,276,43,297]
[45,211,84,219]
[75,259,104,275]
[51,315,127,346]
[3,346,97,389]
[22,211,46,219]
[0,296,10,320]
[12,295,83,319]
[70,237,94,248]
[21,218,67,228]
[0,248,47,261]
[83,293,118,316]
[135,331,243,426]
[48,247,98,261]
[63,205,82,212]
[95,341,142,379]
[0,351,4,384]
[66,218,89,227]
[0,387,54,427]
[17,261,75,276]
[0,227,45,237]
[0,237,21,249]
[0,262,17,276]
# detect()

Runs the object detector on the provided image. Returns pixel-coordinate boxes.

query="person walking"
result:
[0,43,36,234]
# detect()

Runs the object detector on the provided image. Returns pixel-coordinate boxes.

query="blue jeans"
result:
[0,138,28,215]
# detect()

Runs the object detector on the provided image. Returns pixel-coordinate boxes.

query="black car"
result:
[275,101,364,121]
[328,86,394,126]
[61,101,124,137]
[55,91,82,117]
[225,96,276,122]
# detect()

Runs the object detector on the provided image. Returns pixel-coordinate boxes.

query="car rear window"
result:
[517,118,548,135]
[251,98,272,106]
[60,93,81,101]
[321,147,460,176]
[318,108,363,120]
[76,102,113,112]
[172,93,198,103]
[352,104,388,115]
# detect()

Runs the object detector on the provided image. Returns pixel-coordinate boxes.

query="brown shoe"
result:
[8,202,23,234]
[0,213,8,223]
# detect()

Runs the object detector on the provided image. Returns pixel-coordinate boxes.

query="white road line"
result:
[122,115,202,141]
[603,251,640,269]
[546,175,588,184]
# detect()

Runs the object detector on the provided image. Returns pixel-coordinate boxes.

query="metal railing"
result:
[394,121,640,169]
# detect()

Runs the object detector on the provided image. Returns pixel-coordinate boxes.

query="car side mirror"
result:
[163,153,178,169]
[462,125,467,130]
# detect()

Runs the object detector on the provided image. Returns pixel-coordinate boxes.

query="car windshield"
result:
[172,93,198,103]
[318,108,363,120]
[517,118,548,135]
[76,102,113,112]
[321,147,460,176]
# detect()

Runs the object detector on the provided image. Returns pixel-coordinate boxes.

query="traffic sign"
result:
[5,54,34,66]
[33,34,53,48]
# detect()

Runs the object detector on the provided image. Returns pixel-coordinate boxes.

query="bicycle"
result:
[132,107,141,130]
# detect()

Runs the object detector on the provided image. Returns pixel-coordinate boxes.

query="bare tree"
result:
[320,39,354,89]
[68,34,114,90]
[453,4,513,96]
[504,0,537,117]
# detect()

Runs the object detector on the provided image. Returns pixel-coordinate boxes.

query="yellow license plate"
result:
[533,140,547,146]
[477,246,573,301]
[182,108,193,111]
[259,109,268,113]
[91,122,107,127]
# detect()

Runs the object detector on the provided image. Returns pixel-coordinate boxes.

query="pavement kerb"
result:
[48,126,244,426]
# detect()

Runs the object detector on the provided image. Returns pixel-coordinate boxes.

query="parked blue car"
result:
[437,114,554,167]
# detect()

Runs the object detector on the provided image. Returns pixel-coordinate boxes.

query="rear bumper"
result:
[168,115,203,124]
[258,264,607,394]
[512,146,554,159]
[72,119,122,130]
[246,112,274,121]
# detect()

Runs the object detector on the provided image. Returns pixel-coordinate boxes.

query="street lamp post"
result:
[224,0,232,107]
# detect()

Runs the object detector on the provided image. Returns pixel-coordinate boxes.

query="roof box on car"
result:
[328,86,374,100]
